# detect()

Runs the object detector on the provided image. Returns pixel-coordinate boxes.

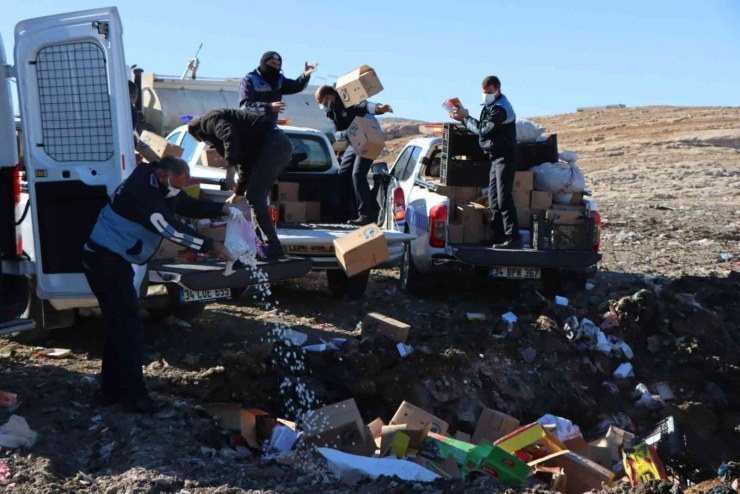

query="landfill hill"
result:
[0,106,738,493]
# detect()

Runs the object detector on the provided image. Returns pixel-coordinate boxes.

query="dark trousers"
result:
[338,146,374,220]
[81,249,146,402]
[488,155,520,240]
[245,131,293,244]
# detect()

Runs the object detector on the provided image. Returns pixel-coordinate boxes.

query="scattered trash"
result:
[555,296,569,307]
[318,447,440,485]
[601,381,620,395]
[585,283,595,291]
[501,312,518,324]
[537,414,583,442]
[654,382,675,401]
[362,313,411,343]
[614,363,634,380]
[600,313,619,330]
[491,319,514,340]
[282,329,309,347]
[38,348,71,359]
[462,442,530,484]
[719,253,731,261]
[303,343,329,353]
[0,391,18,408]
[466,313,486,322]
[633,384,663,410]
[0,416,38,448]
[397,343,414,358]
[0,462,10,483]
[266,424,298,455]
[623,443,667,486]
[521,347,537,363]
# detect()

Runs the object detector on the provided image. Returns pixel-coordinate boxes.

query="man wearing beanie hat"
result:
[239,51,318,123]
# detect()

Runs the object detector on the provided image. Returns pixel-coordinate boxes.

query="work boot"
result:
[264,242,285,260]
[493,236,522,250]
[122,394,159,414]
[348,215,373,226]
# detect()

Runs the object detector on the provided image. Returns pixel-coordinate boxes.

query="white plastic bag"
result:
[536,414,582,442]
[559,150,578,165]
[223,207,260,276]
[530,162,586,194]
[0,415,37,449]
[516,118,546,143]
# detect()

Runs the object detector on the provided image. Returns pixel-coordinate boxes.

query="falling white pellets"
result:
[282,330,308,347]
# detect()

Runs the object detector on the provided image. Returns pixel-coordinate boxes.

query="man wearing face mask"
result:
[83,156,234,413]
[452,76,520,249]
[315,85,393,224]
[239,51,319,123]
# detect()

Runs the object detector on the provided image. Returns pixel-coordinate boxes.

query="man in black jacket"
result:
[452,76,520,249]
[187,109,292,259]
[84,156,233,413]
[315,85,392,225]
[239,51,318,123]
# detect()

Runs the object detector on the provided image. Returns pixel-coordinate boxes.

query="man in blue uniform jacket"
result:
[239,51,318,123]
[82,157,234,413]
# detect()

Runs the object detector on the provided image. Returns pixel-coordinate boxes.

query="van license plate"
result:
[180,288,231,303]
[490,267,541,280]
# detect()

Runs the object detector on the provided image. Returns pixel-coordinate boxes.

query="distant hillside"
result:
[378,118,427,161]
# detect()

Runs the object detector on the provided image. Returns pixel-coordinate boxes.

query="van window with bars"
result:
[36,42,113,162]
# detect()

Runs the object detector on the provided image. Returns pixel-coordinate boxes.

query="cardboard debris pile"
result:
[203,396,671,489]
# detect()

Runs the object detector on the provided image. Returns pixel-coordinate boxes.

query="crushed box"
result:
[333,223,389,277]
[140,130,184,159]
[201,148,227,168]
[530,191,553,210]
[347,117,386,160]
[390,401,449,435]
[305,201,321,222]
[463,442,531,485]
[513,190,531,209]
[336,65,384,106]
[514,171,534,191]
[279,202,307,223]
[276,182,299,202]
[553,452,615,494]
[380,423,432,457]
[301,399,376,456]
[362,312,411,343]
[473,409,521,445]
[419,433,476,468]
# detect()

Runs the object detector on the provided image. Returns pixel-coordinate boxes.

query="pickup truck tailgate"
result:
[279,225,415,246]
[149,257,312,290]
[450,245,601,268]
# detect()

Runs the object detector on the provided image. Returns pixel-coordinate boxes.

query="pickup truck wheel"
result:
[326,269,369,301]
[400,241,428,294]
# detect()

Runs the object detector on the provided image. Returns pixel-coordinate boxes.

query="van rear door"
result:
[0,33,21,261]
[13,8,132,301]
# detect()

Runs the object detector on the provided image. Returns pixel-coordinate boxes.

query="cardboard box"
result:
[419,433,476,467]
[484,223,496,241]
[301,399,376,456]
[448,223,464,244]
[530,191,553,210]
[516,208,532,229]
[140,130,184,159]
[390,401,449,435]
[605,426,635,463]
[279,202,307,223]
[433,184,457,204]
[513,190,531,209]
[277,182,299,202]
[569,192,584,205]
[380,423,432,456]
[464,222,484,244]
[473,409,521,445]
[333,223,389,277]
[545,209,583,224]
[151,239,180,260]
[455,187,480,207]
[455,431,472,443]
[457,205,483,226]
[304,201,321,222]
[514,171,534,191]
[552,204,587,214]
[201,148,227,168]
[495,423,567,457]
[463,442,531,485]
[347,117,386,160]
[413,455,463,480]
[362,312,411,343]
[552,452,615,494]
[336,65,384,106]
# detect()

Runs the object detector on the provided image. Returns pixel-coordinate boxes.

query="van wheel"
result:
[400,241,428,294]
[4,276,52,343]
[326,270,369,301]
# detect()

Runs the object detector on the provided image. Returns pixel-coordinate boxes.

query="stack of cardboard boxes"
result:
[514,171,587,230]
[336,65,386,160]
[272,182,321,223]
[432,183,485,244]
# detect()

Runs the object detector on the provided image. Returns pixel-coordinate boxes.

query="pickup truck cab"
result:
[165,123,414,299]
[0,8,314,340]
[379,134,602,294]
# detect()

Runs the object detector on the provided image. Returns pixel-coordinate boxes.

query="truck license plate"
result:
[180,288,231,303]
[490,267,541,280]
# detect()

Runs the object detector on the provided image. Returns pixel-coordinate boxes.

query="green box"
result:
[462,442,531,485]
[418,433,476,467]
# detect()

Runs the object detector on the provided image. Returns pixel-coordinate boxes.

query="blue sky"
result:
[2,0,739,121]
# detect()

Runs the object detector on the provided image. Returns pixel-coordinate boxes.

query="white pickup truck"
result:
[376,132,603,295]
[164,123,413,300]
[0,8,409,341]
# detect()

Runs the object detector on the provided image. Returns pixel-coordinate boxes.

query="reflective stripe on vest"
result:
[494,94,516,124]
[249,70,283,93]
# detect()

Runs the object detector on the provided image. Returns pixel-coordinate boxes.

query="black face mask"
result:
[259,63,281,85]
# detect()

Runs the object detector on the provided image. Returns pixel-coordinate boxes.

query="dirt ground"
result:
[1,106,739,493]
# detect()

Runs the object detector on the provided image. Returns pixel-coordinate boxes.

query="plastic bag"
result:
[0,415,37,449]
[223,207,260,276]
[515,118,546,143]
[559,150,578,165]
[530,161,586,194]
[537,414,582,442]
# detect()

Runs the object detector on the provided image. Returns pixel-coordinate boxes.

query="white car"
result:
[164,123,413,299]
[376,134,603,294]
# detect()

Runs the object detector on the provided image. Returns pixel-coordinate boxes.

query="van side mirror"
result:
[371,162,388,175]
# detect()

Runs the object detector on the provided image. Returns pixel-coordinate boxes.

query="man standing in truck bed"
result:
[239,51,318,123]
[452,76,520,249]
[83,157,234,413]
